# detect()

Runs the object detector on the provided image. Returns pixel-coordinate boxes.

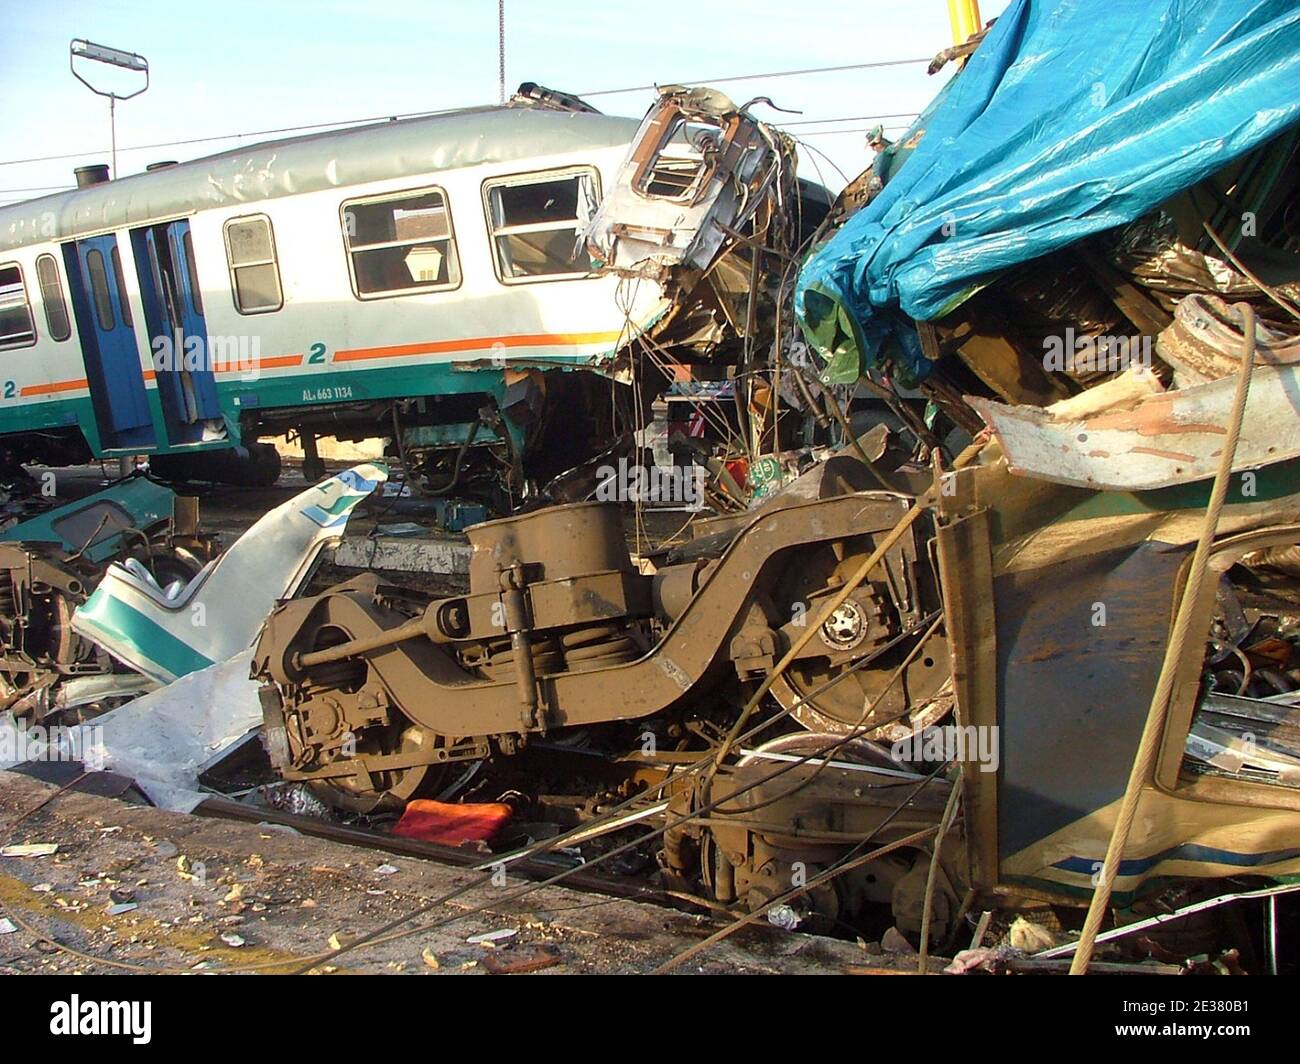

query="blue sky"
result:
[0,0,1008,202]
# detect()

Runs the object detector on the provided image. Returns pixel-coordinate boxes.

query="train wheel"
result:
[303,723,448,815]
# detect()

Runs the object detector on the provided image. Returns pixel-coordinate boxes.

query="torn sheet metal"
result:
[43,673,158,712]
[1186,719,1300,786]
[83,651,262,811]
[969,364,1300,491]
[1109,212,1271,302]
[72,463,386,684]
[583,85,785,278]
[0,476,179,563]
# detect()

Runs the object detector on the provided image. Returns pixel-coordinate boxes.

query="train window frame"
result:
[110,245,134,328]
[1156,522,1300,814]
[0,261,38,350]
[480,166,601,286]
[86,249,115,331]
[223,213,284,315]
[630,111,717,205]
[339,185,462,301]
[35,254,71,342]
[182,229,204,316]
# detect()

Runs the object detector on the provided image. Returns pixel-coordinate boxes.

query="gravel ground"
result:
[0,771,934,975]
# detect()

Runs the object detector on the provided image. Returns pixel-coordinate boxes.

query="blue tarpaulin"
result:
[795,0,1300,384]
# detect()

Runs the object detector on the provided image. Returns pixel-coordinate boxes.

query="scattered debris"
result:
[0,477,217,721]
[1,843,58,858]
[481,944,562,975]
[880,927,916,956]
[466,928,518,946]
[85,651,262,811]
[1008,916,1058,954]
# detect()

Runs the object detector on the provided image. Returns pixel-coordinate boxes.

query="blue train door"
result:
[131,219,222,445]
[62,235,156,451]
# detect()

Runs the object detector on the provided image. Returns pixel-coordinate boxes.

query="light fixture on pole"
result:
[498,1,506,104]
[69,39,149,180]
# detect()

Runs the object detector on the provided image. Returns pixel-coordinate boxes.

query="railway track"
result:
[193,793,679,909]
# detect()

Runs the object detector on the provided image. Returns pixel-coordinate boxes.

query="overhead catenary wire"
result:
[0,52,931,171]
[710,612,946,821]
[917,766,963,974]
[705,442,983,787]
[653,832,942,973]
[575,57,932,97]
[795,125,912,137]
[789,134,853,185]
[304,729,950,976]
[0,112,910,174]
[0,107,468,168]
[781,112,920,126]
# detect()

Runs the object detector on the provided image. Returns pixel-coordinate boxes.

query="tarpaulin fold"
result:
[795,0,1300,382]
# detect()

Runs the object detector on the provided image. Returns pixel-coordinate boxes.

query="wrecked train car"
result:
[247,0,1300,957]
[783,0,1300,940]
[0,85,809,506]
[17,0,1300,973]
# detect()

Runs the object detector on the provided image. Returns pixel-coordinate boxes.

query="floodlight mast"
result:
[69,39,150,180]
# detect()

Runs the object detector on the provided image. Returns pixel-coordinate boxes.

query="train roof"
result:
[0,105,640,254]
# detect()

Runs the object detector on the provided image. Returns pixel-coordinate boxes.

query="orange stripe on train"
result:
[214,354,304,374]
[13,335,608,396]
[20,378,89,397]
[333,331,623,363]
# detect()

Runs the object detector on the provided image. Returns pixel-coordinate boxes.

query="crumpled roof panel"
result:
[0,107,638,253]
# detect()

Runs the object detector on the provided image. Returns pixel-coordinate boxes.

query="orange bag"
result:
[391,799,512,845]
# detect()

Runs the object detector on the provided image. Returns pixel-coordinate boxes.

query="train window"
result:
[35,255,71,342]
[482,168,599,283]
[634,115,715,203]
[224,215,283,313]
[182,230,204,315]
[111,246,133,328]
[86,249,115,331]
[0,262,37,349]
[340,187,460,299]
